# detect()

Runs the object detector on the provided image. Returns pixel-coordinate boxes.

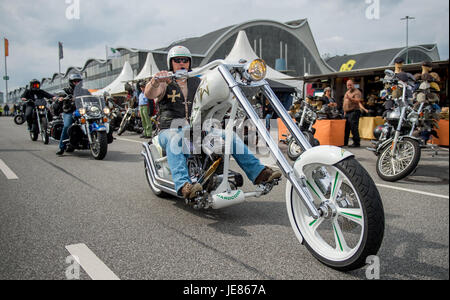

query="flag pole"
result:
[4,38,9,104]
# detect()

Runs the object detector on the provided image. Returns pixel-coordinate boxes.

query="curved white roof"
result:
[93,61,134,96]
[134,52,160,81]
[225,30,302,89]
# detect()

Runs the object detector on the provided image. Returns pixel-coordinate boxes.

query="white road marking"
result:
[0,159,19,180]
[65,243,120,280]
[376,183,449,199]
[115,137,143,144]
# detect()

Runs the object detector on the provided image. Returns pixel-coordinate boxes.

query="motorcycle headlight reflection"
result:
[103,107,111,115]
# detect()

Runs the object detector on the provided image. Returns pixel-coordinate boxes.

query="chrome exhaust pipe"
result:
[141,143,180,197]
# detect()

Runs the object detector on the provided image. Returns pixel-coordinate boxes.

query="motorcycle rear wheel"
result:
[286,157,384,271]
[14,114,25,125]
[376,137,421,182]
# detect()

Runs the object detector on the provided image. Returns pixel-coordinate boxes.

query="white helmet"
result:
[167,45,192,71]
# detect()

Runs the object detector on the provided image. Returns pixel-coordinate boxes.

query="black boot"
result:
[56,148,65,155]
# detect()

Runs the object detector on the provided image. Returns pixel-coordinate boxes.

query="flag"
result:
[58,41,64,60]
[4,38,9,57]
[106,46,121,59]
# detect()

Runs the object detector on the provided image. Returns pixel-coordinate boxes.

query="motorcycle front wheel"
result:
[287,139,302,161]
[30,124,39,141]
[117,115,130,136]
[376,137,421,182]
[90,131,108,160]
[286,157,384,271]
[287,132,319,161]
[41,117,49,145]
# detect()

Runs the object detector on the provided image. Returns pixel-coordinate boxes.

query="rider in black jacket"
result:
[21,79,56,130]
[53,74,82,155]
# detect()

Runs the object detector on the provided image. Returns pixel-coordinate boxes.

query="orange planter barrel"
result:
[431,119,449,146]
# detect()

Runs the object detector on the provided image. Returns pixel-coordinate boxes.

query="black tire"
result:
[144,162,170,198]
[30,124,39,141]
[117,115,129,136]
[376,137,421,182]
[41,117,49,144]
[303,131,320,146]
[288,157,385,271]
[14,114,25,125]
[287,139,302,161]
[90,131,108,160]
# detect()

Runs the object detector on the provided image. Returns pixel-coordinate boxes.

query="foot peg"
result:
[257,177,281,195]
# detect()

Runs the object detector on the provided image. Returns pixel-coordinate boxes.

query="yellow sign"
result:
[340,59,356,71]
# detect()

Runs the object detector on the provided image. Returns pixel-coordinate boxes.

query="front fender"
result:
[294,145,354,174]
[89,122,107,133]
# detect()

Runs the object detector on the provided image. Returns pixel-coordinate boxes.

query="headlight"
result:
[79,108,86,115]
[244,59,267,81]
[103,107,110,115]
[38,105,45,109]
[407,112,419,124]
[90,106,100,113]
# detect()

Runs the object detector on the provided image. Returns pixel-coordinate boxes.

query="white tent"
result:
[224,30,302,90]
[93,61,134,96]
[134,52,160,81]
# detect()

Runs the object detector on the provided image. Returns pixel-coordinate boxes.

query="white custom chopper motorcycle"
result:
[142,59,385,271]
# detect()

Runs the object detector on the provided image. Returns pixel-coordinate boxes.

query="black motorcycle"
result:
[26,98,50,144]
[283,97,320,161]
[117,107,143,136]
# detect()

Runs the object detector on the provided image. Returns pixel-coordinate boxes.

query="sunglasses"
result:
[172,57,190,64]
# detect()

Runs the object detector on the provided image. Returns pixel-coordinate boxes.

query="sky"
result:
[0,0,449,93]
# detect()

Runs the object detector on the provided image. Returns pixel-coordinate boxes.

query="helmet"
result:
[166,45,192,71]
[30,79,41,91]
[68,73,83,89]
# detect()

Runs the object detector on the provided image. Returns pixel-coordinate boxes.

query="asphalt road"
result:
[0,116,448,281]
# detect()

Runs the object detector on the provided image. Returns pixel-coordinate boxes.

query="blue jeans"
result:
[159,128,265,194]
[59,113,74,150]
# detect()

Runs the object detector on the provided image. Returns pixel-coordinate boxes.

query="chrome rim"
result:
[379,140,416,177]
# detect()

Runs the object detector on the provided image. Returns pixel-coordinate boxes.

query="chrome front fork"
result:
[218,65,320,219]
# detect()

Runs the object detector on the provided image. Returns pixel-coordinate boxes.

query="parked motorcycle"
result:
[283,96,320,161]
[117,107,143,136]
[142,59,384,271]
[368,70,422,182]
[25,98,50,144]
[65,85,113,160]
[108,102,124,131]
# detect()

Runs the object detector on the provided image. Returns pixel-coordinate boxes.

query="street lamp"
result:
[401,16,415,64]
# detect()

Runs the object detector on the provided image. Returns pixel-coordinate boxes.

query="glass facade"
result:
[207,26,320,76]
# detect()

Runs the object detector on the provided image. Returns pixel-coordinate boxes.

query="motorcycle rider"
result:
[145,45,281,200]
[53,73,83,155]
[20,79,56,131]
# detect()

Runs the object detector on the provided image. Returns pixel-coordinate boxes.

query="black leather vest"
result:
[159,77,201,129]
